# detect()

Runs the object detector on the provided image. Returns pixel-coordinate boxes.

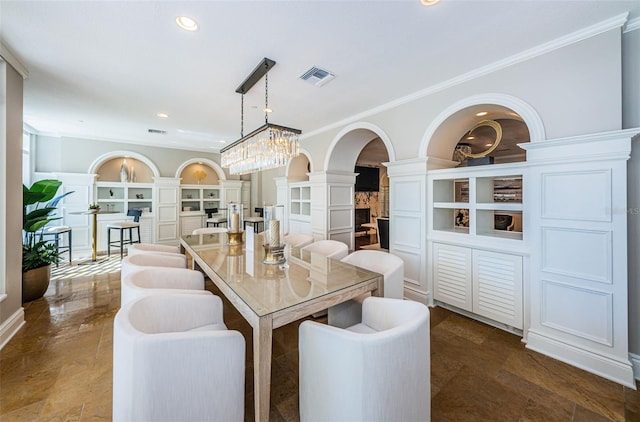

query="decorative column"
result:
[521,129,638,387]
[308,171,357,248]
[153,177,180,245]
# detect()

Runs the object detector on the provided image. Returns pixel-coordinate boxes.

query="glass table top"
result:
[181,234,381,317]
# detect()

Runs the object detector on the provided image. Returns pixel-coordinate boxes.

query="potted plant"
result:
[22,179,73,302]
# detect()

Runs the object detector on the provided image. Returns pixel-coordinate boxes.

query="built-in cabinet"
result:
[432,243,523,329]
[428,163,526,332]
[289,182,312,235]
[96,182,153,214]
[432,174,522,239]
[180,185,222,213]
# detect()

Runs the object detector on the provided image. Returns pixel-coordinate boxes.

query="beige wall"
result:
[35,135,234,180]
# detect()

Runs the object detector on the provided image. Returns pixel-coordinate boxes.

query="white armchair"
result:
[299,297,430,422]
[329,250,404,328]
[300,239,349,260]
[113,293,245,422]
[121,267,209,307]
[120,253,187,279]
[127,243,181,256]
[283,233,314,248]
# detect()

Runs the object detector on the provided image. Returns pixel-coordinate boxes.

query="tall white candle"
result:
[231,213,240,232]
[269,220,280,247]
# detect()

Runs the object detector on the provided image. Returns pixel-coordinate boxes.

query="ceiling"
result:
[1,1,638,153]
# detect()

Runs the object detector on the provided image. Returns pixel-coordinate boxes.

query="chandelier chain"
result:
[264,72,269,124]
[240,94,244,137]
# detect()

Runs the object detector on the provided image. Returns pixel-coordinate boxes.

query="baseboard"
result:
[403,285,429,305]
[527,330,636,388]
[630,353,640,383]
[0,307,25,350]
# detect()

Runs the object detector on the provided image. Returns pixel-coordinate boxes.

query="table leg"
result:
[254,315,273,422]
[91,212,97,261]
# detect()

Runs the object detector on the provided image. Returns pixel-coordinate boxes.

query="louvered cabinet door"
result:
[472,249,523,329]
[433,243,473,312]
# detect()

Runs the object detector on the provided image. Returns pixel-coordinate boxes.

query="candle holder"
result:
[227,202,244,245]
[262,205,286,264]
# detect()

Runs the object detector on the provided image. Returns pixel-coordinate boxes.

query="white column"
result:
[521,129,638,387]
[385,158,431,303]
[153,177,180,245]
[308,171,356,248]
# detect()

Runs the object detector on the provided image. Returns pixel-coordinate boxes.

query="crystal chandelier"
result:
[221,58,301,175]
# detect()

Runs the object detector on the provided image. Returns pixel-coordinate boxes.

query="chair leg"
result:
[68,230,72,263]
[107,228,111,257]
[54,233,60,268]
[120,228,125,259]
[136,226,141,243]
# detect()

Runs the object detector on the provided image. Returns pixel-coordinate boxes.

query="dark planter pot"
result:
[22,264,51,303]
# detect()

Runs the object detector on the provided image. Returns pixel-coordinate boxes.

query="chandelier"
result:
[221,58,301,175]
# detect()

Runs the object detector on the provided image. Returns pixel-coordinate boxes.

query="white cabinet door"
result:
[433,243,472,312]
[472,249,523,329]
[181,216,203,236]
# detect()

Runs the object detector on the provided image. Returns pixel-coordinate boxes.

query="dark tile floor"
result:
[1,257,639,421]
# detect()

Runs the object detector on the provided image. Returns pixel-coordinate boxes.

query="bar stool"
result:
[42,226,72,267]
[107,209,142,258]
[205,207,227,228]
[244,207,264,233]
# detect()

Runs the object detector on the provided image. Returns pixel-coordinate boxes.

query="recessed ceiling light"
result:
[219,140,226,144]
[476,111,488,117]
[157,112,169,118]
[420,0,440,5]
[176,16,199,32]
[263,108,273,114]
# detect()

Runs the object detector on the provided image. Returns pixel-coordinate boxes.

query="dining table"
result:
[180,233,383,422]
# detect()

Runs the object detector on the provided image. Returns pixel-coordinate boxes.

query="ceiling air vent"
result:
[148,129,167,135]
[299,66,335,87]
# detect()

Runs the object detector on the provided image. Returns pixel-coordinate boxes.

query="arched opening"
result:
[88,150,160,182]
[286,149,312,181]
[325,123,395,249]
[420,93,544,160]
[175,158,226,182]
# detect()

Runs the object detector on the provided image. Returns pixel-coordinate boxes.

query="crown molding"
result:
[624,16,640,33]
[302,12,629,141]
[0,42,28,79]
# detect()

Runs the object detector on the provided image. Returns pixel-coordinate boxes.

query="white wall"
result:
[0,60,25,347]
[623,22,640,129]
[624,23,640,364]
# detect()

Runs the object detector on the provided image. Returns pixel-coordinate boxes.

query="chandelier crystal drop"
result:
[221,58,301,175]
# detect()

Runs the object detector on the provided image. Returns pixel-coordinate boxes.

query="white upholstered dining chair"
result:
[283,233,314,248]
[113,293,245,422]
[120,267,209,307]
[329,249,404,328]
[192,227,228,235]
[120,253,188,279]
[299,297,430,422]
[127,242,181,256]
[300,239,349,260]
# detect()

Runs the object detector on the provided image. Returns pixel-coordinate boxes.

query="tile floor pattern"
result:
[1,258,640,421]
